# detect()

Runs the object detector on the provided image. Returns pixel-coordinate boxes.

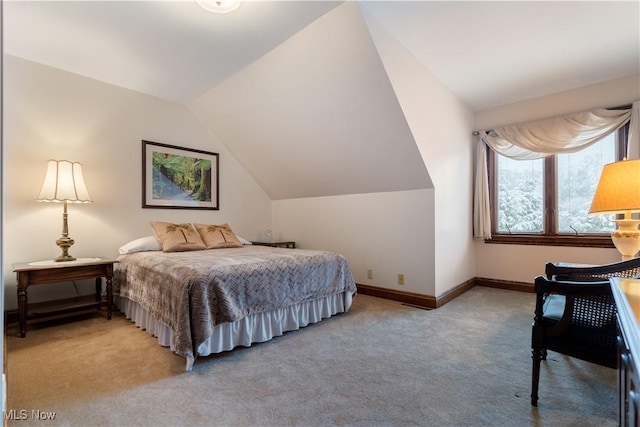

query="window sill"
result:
[484,234,615,248]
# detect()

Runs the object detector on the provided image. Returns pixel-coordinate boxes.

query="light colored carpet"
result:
[6,287,616,426]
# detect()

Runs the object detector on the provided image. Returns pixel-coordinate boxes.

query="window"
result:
[496,156,543,233]
[487,124,628,247]
[556,135,617,234]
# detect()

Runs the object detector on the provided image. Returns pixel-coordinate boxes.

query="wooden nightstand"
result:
[251,241,296,249]
[12,257,117,338]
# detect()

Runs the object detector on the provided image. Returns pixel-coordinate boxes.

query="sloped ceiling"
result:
[188,2,430,199]
[360,1,640,110]
[4,1,639,200]
[4,0,344,103]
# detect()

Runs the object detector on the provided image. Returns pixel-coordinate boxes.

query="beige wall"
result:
[474,74,640,283]
[373,42,474,297]
[273,189,435,295]
[272,6,477,299]
[2,55,272,309]
[4,58,638,310]
[363,7,476,296]
[475,74,640,130]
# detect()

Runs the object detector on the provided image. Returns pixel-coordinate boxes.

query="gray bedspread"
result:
[114,246,356,369]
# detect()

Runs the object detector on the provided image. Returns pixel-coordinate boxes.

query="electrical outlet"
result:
[367,269,373,279]
[398,274,404,285]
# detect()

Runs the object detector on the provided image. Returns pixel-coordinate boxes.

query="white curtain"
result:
[629,101,640,157]
[473,101,639,239]
[473,139,491,238]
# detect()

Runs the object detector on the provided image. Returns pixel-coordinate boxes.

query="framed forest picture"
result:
[142,140,219,210]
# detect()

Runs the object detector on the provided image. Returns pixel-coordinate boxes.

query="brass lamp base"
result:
[54,200,76,262]
[55,236,76,262]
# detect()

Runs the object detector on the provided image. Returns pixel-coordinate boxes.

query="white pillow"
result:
[119,236,162,254]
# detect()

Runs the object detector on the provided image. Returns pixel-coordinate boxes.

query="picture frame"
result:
[142,140,219,210]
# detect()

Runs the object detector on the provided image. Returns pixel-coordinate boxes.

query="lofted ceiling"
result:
[4,1,639,199]
[4,1,344,103]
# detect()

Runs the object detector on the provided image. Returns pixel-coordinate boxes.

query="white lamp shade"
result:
[36,160,92,203]
[589,159,640,215]
[195,0,241,13]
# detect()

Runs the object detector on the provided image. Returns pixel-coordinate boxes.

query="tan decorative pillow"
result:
[194,223,243,249]
[149,222,206,252]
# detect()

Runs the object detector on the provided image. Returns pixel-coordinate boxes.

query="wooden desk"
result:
[611,277,640,427]
[12,258,116,338]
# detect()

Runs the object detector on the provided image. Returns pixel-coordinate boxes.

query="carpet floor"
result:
[5,286,617,426]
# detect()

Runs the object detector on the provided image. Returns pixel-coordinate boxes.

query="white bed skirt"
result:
[116,291,353,370]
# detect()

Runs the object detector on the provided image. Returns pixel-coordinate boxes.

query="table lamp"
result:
[590,158,640,260]
[36,160,92,262]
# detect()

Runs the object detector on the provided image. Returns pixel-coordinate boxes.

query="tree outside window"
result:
[489,125,627,247]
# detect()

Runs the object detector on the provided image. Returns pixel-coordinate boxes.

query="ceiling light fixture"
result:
[195,0,241,14]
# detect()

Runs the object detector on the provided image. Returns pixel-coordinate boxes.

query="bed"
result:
[113,244,356,371]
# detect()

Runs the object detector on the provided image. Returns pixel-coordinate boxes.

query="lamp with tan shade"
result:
[589,158,640,260]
